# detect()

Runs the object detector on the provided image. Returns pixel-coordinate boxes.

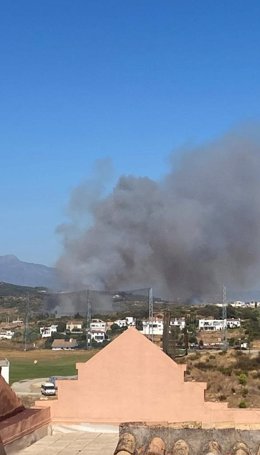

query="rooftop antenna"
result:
[148,287,153,341]
[222,285,228,350]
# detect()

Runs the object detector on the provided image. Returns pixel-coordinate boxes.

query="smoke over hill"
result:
[57,129,260,300]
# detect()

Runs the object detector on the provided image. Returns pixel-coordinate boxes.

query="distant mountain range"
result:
[1,254,260,301]
[0,255,60,289]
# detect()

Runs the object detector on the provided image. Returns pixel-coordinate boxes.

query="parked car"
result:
[41,382,56,396]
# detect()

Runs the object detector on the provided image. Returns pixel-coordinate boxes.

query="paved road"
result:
[12,376,77,396]
[12,378,47,395]
[18,431,118,455]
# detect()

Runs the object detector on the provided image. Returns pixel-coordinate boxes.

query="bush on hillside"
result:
[239,400,247,408]
[238,373,248,386]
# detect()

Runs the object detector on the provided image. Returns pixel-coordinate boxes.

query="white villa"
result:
[141,320,164,336]
[199,318,241,331]
[40,325,58,338]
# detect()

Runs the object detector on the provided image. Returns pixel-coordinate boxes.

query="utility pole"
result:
[222,285,228,351]
[148,288,153,340]
[171,325,177,359]
[24,294,30,351]
[86,290,92,350]
[184,320,189,356]
[162,310,171,355]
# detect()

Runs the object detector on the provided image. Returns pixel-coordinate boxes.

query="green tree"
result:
[57,321,66,332]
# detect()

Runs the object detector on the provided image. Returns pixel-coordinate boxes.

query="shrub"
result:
[251,370,260,379]
[194,361,214,371]
[239,400,247,408]
[217,366,232,376]
[110,324,127,333]
[242,388,248,397]
[189,353,200,361]
[189,335,198,344]
[236,354,260,371]
[229,337,235,347]
[238,373,248,386]
[235,350,243,357]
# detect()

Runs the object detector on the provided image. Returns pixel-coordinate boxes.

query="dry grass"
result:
[182,350,260,408]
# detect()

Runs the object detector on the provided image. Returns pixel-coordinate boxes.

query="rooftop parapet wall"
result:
[0,373,51,454]
[35,329,260,425]
[0,408,51,447]
[116,422,260,455]
[0,376,24,421]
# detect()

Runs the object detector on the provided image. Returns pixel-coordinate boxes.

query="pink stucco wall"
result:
[35,328,260,424]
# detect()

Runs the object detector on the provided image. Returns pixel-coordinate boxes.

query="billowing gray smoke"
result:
[57,129,260,300]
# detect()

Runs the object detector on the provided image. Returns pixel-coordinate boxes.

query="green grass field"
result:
[2,349,97,383]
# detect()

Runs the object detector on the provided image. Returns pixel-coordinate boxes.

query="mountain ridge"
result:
[0,255,60,289]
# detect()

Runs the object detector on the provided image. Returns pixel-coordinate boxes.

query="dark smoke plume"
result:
[57,129,260,300]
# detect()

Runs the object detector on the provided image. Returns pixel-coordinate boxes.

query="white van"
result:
[41,382,56,396]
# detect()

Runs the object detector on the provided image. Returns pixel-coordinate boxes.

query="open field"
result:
[0,349,97,383]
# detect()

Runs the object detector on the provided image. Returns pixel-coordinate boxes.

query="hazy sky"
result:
[1,0,260,266]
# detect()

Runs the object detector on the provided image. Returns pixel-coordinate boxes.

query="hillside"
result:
[179,349,260,408]
[0,255,60,289]
[0,282,46,297]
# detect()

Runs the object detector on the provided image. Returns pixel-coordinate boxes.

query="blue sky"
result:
[1,0,260,266]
